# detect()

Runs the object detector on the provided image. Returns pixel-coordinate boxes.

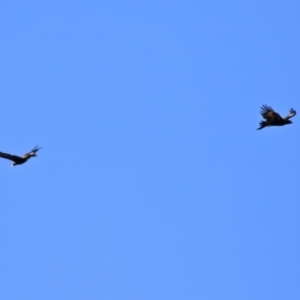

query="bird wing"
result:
[0,152,22,162]
[22,145,42,158]
[260,105,283,122]
[284,108,296,120]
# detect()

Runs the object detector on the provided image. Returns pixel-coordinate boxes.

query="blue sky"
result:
[1,1,300,299]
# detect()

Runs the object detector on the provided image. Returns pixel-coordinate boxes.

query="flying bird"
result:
[257,105,296,130]
[0,146,42,166]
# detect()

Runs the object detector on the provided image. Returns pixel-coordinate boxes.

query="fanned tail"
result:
[257,121,268,130]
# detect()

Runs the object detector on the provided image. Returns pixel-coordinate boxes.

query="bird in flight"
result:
[257,105,296,130]
[0,146,42,166]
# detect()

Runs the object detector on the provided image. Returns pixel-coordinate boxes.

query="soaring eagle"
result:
[257,105,296,130]
[0,146,42,166]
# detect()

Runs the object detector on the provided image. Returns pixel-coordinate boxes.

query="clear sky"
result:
[1,1,300,299]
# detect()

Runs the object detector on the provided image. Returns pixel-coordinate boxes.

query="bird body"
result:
[257,105,296,130]
[0,146,42,166]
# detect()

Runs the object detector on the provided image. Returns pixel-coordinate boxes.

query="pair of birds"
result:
[0,105,296,167]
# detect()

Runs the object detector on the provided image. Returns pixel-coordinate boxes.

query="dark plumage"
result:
[0,146,42,166]
[257,105,296,130]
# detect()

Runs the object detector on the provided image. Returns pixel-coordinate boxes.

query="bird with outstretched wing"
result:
[0,146,42,166]
[257,105,296,130]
